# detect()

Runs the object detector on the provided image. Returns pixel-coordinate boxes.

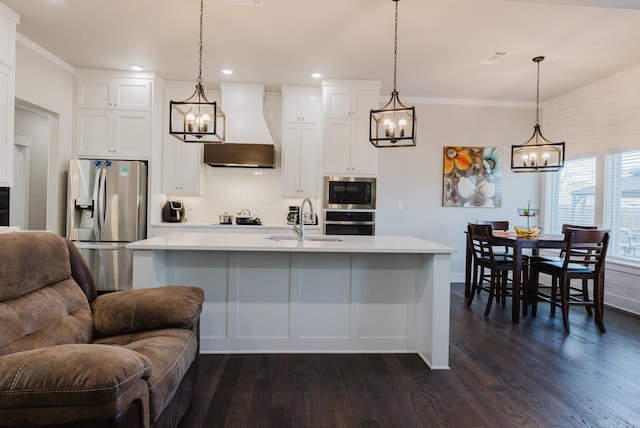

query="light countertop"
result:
[151,223,320,230]
[127,232,456,254]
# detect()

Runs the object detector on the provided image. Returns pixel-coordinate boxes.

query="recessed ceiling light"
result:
[480,51,510,65]
[311,73,322,79]
[222,69,233,75]
[129,64,144,71]
[225,0,263,5]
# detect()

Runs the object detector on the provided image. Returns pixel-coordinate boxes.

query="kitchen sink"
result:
[264,234,343,242]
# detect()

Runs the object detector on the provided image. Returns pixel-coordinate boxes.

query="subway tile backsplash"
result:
[169,91,319,226]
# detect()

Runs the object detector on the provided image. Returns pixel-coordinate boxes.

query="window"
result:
[544,157,596,235]
[604,150,640,259]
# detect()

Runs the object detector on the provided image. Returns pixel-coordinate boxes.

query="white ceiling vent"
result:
[481,51,510,65]
[224,0,264,6]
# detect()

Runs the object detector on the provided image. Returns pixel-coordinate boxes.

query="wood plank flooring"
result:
[178,283,640,428]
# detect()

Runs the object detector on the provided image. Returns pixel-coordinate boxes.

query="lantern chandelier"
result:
[511,56,565,172]
[370,0,416,148]
[169,0,225,143]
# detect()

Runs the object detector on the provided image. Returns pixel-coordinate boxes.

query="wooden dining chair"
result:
[532,223,597,261]
[475,220,509,231]
[529,223,598,312]
[530,229,609,332]
[471,221,512,298]
[467,223,519,316]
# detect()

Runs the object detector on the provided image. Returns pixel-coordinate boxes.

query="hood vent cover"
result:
[203,83,275,168]
[204,143,275,168]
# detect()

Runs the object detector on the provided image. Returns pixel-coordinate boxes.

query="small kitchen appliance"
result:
[235,209,262,225]
[287,206,299,225]
[324,176,376,209]
[218,213,233,225]
[162,200,185,223]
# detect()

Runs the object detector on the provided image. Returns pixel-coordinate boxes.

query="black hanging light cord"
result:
[533,56,544,127]
[197,0,204,87]
[392,0,399,95]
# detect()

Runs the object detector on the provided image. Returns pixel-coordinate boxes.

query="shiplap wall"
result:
[543,63,640,315]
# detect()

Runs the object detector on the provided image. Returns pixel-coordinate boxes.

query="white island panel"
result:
[166,251,229,339]
[235,253,291,339]
[296,253,352,339]
[354,254,415,341]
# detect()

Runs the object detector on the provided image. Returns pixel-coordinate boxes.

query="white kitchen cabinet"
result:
[321,80,380,176]
[161,128,203,195]
[74,74,153,159]
[160,83,206,195]
[0,6,17,187]
[283,87,321,124]
[281,123,320,197]
[76,109,150,158]
[76,78,151,110]
[281,87,321,198]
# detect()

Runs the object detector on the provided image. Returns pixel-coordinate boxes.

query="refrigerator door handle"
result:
[92,167,101,239]
[97,167,107,240]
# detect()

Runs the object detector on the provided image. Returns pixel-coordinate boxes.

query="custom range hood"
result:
[203,83,275,168]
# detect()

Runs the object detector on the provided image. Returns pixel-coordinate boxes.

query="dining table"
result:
[465,230,566,323]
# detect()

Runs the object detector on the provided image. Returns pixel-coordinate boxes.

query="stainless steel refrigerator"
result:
[67,159,147,291]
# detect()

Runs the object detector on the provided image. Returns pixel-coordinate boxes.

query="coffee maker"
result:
[286,206,299,225]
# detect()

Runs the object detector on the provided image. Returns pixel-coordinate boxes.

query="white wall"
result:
[376,101,538,280]
[14,35,74,235]
[543,63,640,315]
[14,102,49,230]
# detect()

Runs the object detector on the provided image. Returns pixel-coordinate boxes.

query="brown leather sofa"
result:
[0,231,204,428]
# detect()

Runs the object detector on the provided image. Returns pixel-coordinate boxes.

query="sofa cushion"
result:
[0,231,71,302]
[0,279,93,356]
[91,286,204,338]
[94,328,198,424]
[0,344,152,426]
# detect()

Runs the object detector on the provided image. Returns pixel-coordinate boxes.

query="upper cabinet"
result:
[283,88,321,124]
[0,5,18,187]
[76,78,151,110]
[160,83,206,195]
[74,72,154,159]
[321,80,380,176]
[281,87,322,198]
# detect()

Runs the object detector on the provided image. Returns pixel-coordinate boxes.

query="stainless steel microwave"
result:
[323,176,376,209]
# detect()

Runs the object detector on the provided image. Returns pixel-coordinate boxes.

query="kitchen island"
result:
[128,232,455,369]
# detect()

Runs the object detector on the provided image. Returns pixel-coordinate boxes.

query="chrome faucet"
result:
[293,198,315,241]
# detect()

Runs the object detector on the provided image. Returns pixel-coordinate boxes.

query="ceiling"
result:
[4,0,640,103]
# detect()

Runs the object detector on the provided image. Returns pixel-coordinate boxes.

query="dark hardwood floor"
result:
[178,283,640,428]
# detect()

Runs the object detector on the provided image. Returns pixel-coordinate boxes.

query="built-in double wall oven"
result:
[323,176,376,235]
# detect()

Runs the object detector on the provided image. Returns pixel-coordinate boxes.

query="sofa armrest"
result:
[91,286,204,338]
[0,344,151,410]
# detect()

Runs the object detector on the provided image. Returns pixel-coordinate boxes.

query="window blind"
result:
[544,157,596,235]
[604,150,640,259]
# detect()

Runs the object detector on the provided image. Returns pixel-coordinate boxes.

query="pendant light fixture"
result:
[370,0,416,148]
[511,56,564,172]
[169,0,225,143]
